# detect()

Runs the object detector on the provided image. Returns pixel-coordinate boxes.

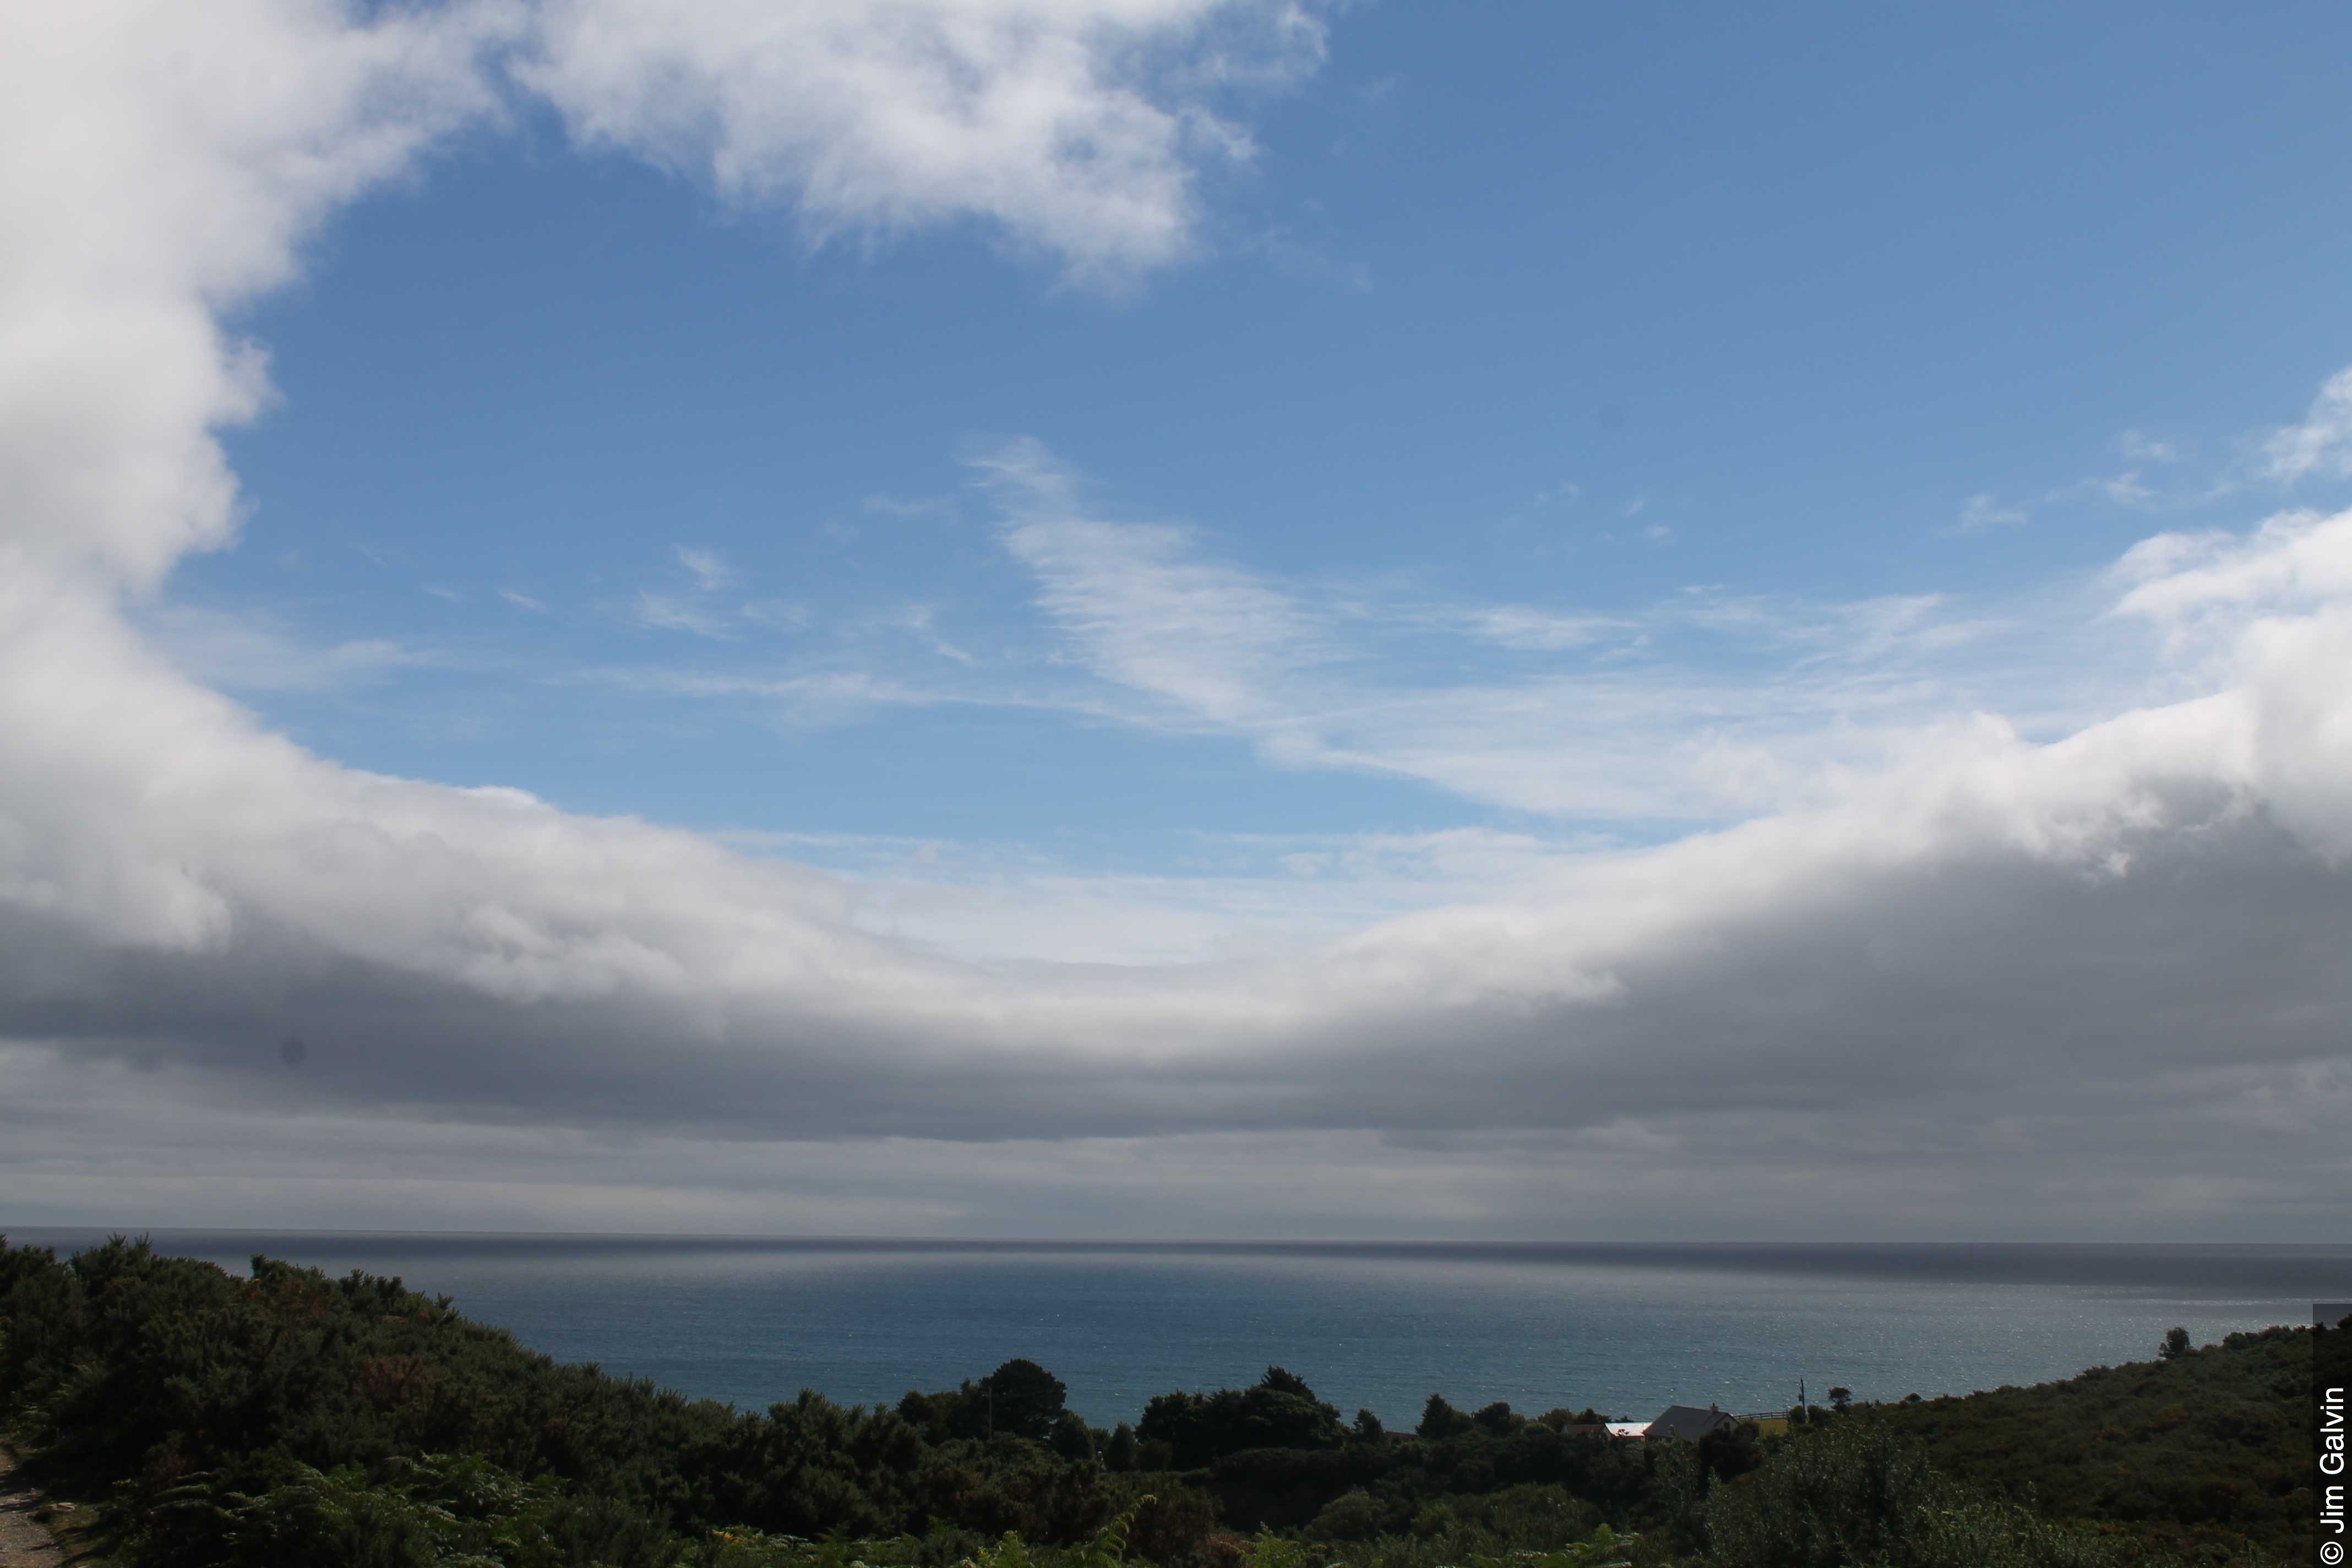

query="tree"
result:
[1696,1419,1764,1482]
[1135,1369,1347,1466]
[1351,1408,1384,1444]
[1472,1401,1517,1434]
[1049,1411,1096,1464]
[2159,1326,2192,1361]
[979,1358,1068,1441]
[1538,1407,1605,1431]
[1261,1366,1313,1398]
[1827,1386,1853,1414]
[1102,1422,1139,1473]
[1417,1393,1473,1441]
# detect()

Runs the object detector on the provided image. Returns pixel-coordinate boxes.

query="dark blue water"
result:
[9,1233,2342,1427]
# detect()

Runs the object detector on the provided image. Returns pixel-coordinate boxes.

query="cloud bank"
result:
[4,1,2351,1236]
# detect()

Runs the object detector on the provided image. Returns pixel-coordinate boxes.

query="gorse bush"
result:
[126,1453,676,1568]
[1698,1418,2127,1568]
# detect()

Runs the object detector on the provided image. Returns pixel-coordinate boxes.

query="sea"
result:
[7,1232,2344,1428]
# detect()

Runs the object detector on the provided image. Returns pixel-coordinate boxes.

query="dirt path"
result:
[0,1447,65,1567]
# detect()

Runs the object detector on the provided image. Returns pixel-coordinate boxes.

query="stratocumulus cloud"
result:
[4,1,2352,1235]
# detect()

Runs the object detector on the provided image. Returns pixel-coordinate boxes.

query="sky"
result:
[6,0,2352,1238]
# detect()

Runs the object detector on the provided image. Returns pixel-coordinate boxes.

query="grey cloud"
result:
[4,724,2344,1146]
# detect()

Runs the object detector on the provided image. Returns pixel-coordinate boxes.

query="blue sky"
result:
[9,0,2352,1235]
[171,2,2352,853]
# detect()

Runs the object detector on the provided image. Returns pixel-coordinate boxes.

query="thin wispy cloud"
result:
[590,666,941,720]
[630,548,747,634]
[633,591,735,639]
[978,442,2109,820]
[863,493,957,521]
[2046,472,2156,508]
[674,545,736,591]
[1955,492,2029,531]
[144,606,425,695]
[884,603,977,666]
[741,599,812,630]
[1451,606,1629,652]
[992,445,1327,732]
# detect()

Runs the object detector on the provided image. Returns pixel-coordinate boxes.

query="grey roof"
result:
[1645,1404,1737,1440]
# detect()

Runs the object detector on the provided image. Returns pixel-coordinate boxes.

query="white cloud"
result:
[674,545,734,590]
[2046,471,2156,508]
[1955,492,2028,531]
[740,598,812,630]
[2263,366,2352,482]
[144,605,422,694]
[1455,606,1628,652]
[863,493,957,520]
[1,0,1308,590]
[0,0,515,590]
[500,588,547,612]
[633,590,735,638]
[982,444,2099,820]
[991,440,1324,729]
[2111,507,2352,627]
[735,824,1607,968]
[883,603,976,665]
[516,0,1328,283]
[630,548,747,633]
[2120,428,2178,464]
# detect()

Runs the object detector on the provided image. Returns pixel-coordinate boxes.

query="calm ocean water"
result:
[8,1233,2344,1427]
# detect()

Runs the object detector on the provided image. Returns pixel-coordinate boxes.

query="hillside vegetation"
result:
[0,1236,2309,1568]
[1876,1324,2309,1562]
